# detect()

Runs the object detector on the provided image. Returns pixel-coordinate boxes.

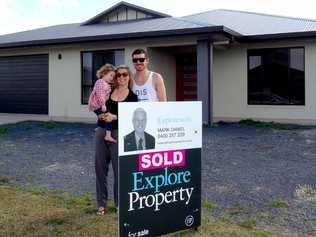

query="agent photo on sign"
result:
[124,107,155,152]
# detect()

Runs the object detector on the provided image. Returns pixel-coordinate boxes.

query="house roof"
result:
[82,1,171,25]
[182,9,316,37]
[1,3,316,49]
[0,17,236,49]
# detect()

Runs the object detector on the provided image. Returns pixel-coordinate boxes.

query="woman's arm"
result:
[94,108,103,116]
[94,108,111,121]
[98,112,117,122]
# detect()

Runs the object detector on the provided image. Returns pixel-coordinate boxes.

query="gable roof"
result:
[0,17,236,49]
[82,1,171,25]
[1,3,316,49]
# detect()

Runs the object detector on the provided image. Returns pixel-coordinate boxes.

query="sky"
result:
[1,0,316,35]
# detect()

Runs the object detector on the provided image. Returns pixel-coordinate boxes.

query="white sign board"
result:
[118,101,202,156]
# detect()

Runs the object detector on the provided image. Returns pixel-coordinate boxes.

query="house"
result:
[0,1,315,124]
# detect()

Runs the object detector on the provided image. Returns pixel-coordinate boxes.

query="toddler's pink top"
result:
[88,79,111,112]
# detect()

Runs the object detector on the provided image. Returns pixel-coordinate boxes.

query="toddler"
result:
[88,64,116,142]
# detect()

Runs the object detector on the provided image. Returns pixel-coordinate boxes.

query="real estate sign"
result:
[118,101,202,237]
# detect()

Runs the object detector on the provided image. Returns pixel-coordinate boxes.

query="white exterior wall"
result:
[48,43,146,120]
[147,48,176,101]
[213,40,316,124]
[49,49,86,119]
[0,37,194,121]
[3,37,316,124]
[49,37,191,120]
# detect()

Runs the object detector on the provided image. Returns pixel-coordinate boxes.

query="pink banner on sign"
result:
[138,150,186,171]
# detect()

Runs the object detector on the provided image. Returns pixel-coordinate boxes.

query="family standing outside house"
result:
[88,48,167,215]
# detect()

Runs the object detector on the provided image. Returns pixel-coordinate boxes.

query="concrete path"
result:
[0,113,96,125]
[0,113,50,125]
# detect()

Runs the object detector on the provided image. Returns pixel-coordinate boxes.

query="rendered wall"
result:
[3,37,315,124]
[213,40,316,124]
[0,37,192,120]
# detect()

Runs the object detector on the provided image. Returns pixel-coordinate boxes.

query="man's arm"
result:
[153,73,167,101]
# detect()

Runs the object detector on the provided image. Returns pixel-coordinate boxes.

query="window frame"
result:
[247,46,305,106]
[80,48,124,105]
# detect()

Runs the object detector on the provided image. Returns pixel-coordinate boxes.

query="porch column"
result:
[197,40,213,126]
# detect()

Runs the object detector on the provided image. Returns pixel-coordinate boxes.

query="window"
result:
[248,47,305,105]
[81,49,124,104]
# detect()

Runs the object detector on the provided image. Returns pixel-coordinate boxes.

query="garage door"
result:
[0,54,48,114]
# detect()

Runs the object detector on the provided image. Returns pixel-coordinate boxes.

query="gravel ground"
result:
[0,121,316,236]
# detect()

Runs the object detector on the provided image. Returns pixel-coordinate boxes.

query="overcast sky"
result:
[1,0,316,35]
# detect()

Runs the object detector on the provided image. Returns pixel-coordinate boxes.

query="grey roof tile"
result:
[182,9,316,36]
[2,7,316,47]
[0,17,214,46]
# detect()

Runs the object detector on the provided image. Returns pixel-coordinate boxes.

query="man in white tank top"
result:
[131,49,167,102]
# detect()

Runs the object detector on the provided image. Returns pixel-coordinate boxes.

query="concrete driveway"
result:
[0,113,96,125]
[0,113,50,125]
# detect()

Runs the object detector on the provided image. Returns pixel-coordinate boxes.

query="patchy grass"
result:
[42,121,58,129]
[63,193,94,210]
[219,213,233,223]
[239,219,257,229]
[305,217,316,222]
[14,185,45,195]
[25,186,45,195]
[0,123,17,135]
[270,199,289,208]
[256,212,277,223]
[228,203,245,215]
[0,185,301,237]
[166,217,279,237]
[0,126,10,135]
[26,175,34,183]
[0,185,117,237]
[239,119,302,130]
[0,176,10,185]
[107,206,118,214]
[203,122,218,128]
[250,231,272,237]
[203,200,218,211]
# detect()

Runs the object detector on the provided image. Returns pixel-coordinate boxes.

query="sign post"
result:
[118,101,202,237]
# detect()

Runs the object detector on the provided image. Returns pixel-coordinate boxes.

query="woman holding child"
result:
[89,64,138,215]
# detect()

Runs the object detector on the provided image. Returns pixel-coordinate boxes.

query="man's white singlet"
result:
[132,71,159,102]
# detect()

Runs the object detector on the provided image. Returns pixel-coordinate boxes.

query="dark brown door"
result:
[176,54,197,101]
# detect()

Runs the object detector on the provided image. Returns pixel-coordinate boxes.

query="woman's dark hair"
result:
[132,48,148,58]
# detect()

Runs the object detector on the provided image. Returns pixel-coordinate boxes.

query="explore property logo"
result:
[118,102,202,237]
[127,150,195,212]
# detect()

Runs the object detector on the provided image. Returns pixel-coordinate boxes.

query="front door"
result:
[176,54,197,101]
